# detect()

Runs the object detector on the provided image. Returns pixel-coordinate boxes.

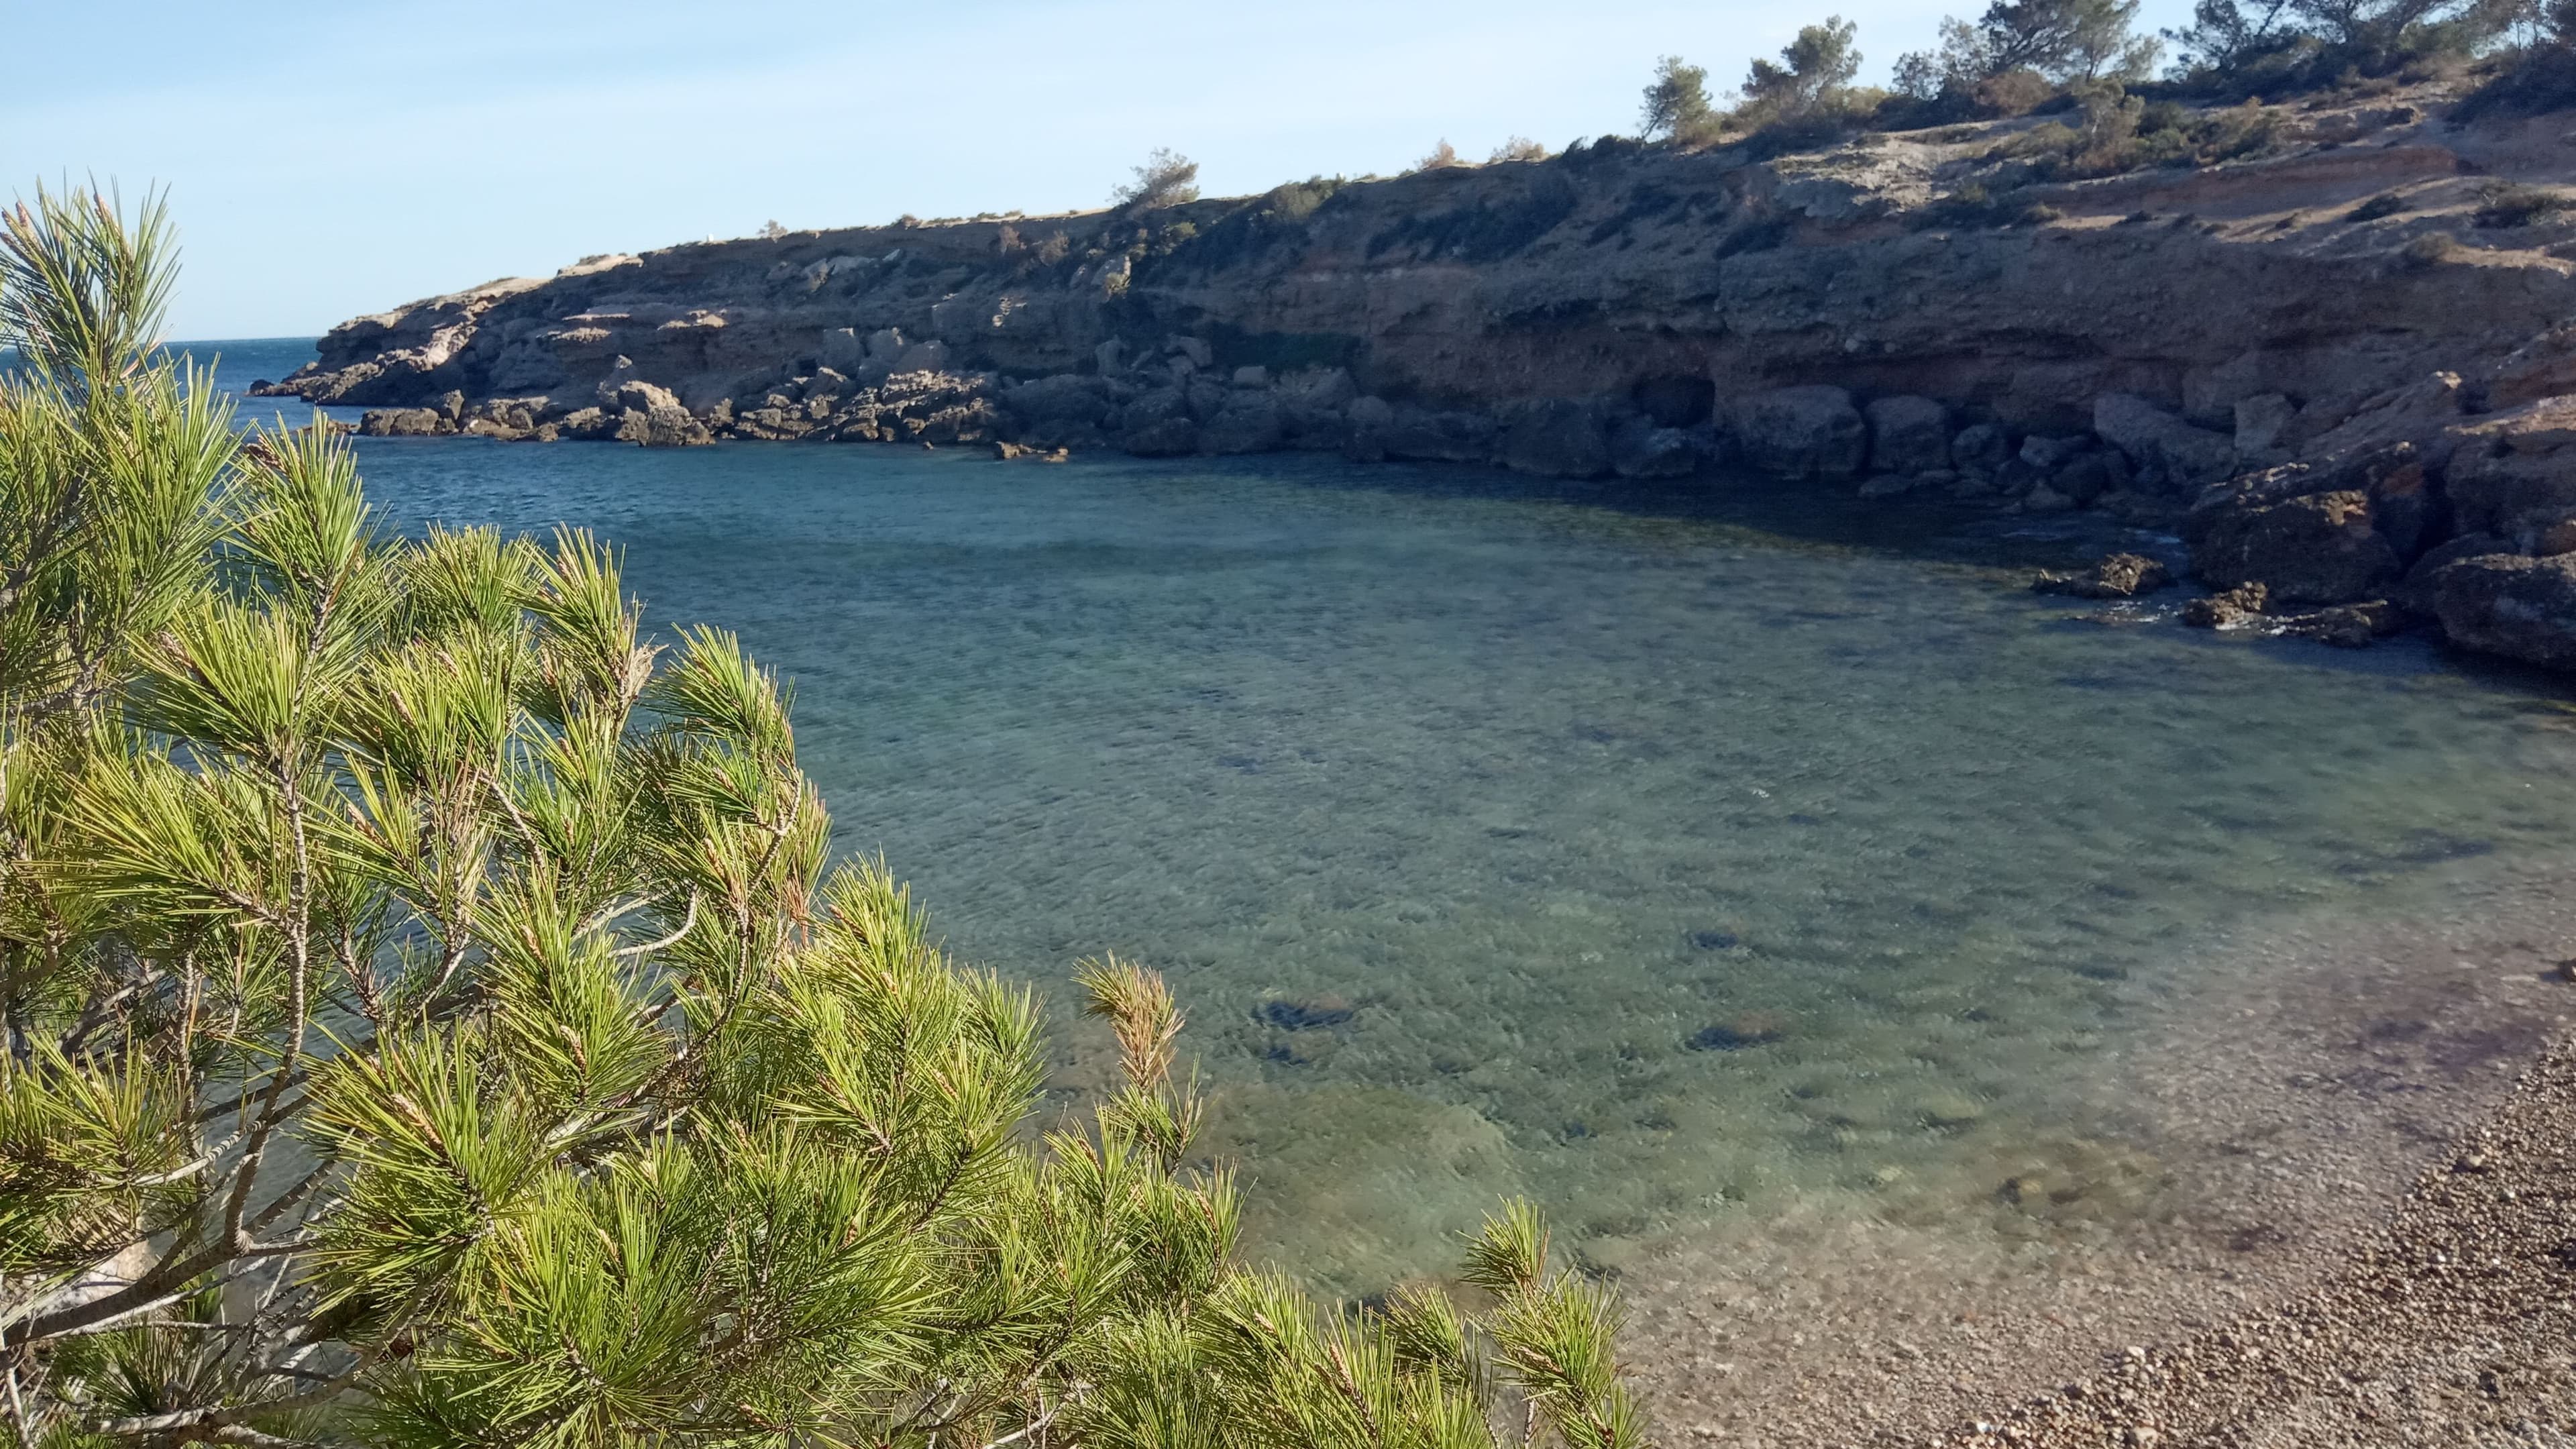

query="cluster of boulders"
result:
[2025,358,2576,667]
[357,352,1004,450]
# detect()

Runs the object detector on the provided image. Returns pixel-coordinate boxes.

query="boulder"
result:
[556,407,616,441]
[1094,339,1128,376]
[1371,406,1499,466]
[601,377,684,415]
[1610,417,1699,478]
[2094,393,2237,486]
[1200,396,1285,455]
[1277,367,1359,410]
[2233,392,2296,466]
[1992,457,2048,499]
[2405,532,2510,586]
[1951,423,2012,473]
[2302,371,2467,459]
[2279,601,2400,648]
[1116,386,1188,433]
[2023,483,2078,513]
[1635,375,1717,429]
[1232,365,1271,388]
[2182,582,2269,628]
[1728,385,1867,480]
[1122,417,1199,457]
[2017,434,2090,472]
[2032,553,2174,599]
[614,404,712,447]
[2210,443,2434,558]
[1184,377,1232,424]
[892,340,951,374]
[2051,450,2125,504]
[1501,400,1611,478]
[358,407,450,437]
[1006,373,1113,432]
[2182,489,2401,604]
[2421,552,2576,669]
[1865,396,1950,475]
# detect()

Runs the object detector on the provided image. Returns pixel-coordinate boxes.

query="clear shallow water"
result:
[191,341,2576,1292]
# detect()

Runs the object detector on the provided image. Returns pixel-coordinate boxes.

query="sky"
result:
[5,0,2194,341]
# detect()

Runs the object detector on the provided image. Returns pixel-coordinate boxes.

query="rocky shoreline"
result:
[258,82,2575,669]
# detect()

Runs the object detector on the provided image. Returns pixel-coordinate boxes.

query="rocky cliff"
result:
[260,81,2576,667]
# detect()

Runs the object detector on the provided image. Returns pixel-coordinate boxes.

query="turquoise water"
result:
[197,341,2576,1292]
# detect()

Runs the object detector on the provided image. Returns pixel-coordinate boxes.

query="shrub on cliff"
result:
[2453,32,2576,117]
[0,186,1644,1449]
[1113,148,1201,209]
[1895,0,2163,99]
[2163,0,2514,91]
[2002,85,2272,174]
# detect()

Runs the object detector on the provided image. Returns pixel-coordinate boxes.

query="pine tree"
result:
[1735,17,1866,125]
[0,187,1643,1449]
[1639,56,1716,141]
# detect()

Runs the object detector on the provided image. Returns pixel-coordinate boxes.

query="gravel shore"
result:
[1951,1030,2576,1446]
[1626,858,2576,1447]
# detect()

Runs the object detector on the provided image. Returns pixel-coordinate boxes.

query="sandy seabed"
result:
[1620,855,2576,1447]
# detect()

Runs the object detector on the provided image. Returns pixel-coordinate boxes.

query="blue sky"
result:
[5,0,2190,341]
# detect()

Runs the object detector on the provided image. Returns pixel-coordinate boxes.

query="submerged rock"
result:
[1686,1012,1786,1051]
[1258,996,1356,1031]
[2033,552,2175,599]
[2278,600,2402,647]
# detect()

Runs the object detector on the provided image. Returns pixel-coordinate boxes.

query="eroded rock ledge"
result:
[257,85,2576,669]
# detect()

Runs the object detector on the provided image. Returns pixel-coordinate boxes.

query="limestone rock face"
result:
[2441,396,2576,547]
[1865,396,1950,475]
[2422,553,2576,669]
[1729,386,1866,480]
[2094,394,2236,486]
[2182,489,2401,604]
[1501,399,1611,478]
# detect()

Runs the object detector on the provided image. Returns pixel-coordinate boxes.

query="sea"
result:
[188,337,2576,1296]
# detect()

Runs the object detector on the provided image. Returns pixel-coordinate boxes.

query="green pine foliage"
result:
[0,188,1644,1449]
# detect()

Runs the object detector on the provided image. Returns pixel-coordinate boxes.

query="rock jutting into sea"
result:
[256,81,2576,672]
